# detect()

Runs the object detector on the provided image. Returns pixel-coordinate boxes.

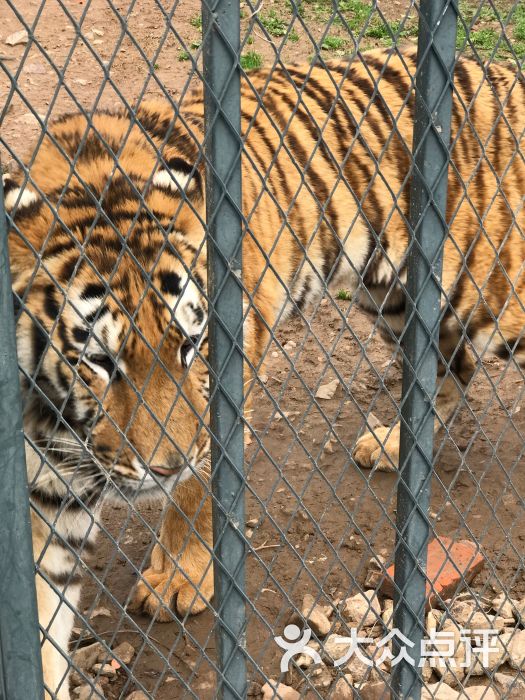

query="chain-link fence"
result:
[1,0,525,698]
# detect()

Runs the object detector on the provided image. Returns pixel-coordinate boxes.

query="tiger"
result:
[4,46,524,698]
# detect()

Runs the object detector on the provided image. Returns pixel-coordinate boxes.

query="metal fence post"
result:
[202,1,246,699]
[392,2,458,698]
[0,175,44,698]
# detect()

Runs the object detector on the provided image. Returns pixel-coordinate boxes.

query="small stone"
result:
[71,642,105,671]
[421,682,458,700]
[92,28,104,36]
[507,629,525,669]
[315,378,339,400]
[125,693,148,700]
[261,681,300,700]
[332,675,354,699]
[342,590,381,628]
[345,649,385,684]
[74,684,105,699]
[494,672,525,698]
[358,680,389,700]
[5,30,28,46]
[90,607,112,620]
[112,641,134,665]
[299,593,332,637]
[92,663,117,679]
[323,634,353,665]
[463,688,497,700]
[492,592,516,619]
[513,596,525,624]
[24,62,46,74]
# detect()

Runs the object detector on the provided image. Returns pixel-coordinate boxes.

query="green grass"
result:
[288,28,300,42]
[178,50,190,61]
[190,14,202,30]
[261,9,288,37]
[240,51,263,71]
[470,27,499,51]
[514,4,525,41]
[336,289,352,301]
[190,40,201,50]
[321,35,346,50]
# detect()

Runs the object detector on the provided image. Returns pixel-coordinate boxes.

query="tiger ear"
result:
[152,157,202,198]
[3,174,40,213]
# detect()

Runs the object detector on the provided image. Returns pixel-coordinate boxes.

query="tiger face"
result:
[6,153,210,506]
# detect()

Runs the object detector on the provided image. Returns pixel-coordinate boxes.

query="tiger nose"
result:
[149,452,185,476]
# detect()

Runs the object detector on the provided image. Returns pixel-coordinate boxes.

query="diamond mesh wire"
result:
[1,0,525,699]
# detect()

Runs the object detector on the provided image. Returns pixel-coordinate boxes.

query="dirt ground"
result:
[1,0,525,698]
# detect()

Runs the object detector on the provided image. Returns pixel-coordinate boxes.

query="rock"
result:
[358,680,389,700]
[494,672,525,698]
[125,693,149,700]
[300,593,332,637]
[421,682,458,699]
[261,681,300,700]
[92,663,117,679]
[312,667,333,688]
[293,641,321,669]
[90,607,112,620]
[323,634,353,665]
[315,379,339,400]
[342,590,381,628]
[463,688,497,700]
[492,592,516,619]
[71,642,105,671]
[5,30,28,46]
[507,628,525,669]
[364,555,386,589]
[345,648,385,684]
[382,600,394,631]
[332,675,354,699]
[112,641,134,665]
[74,684,105,699]
[513,596,525,624]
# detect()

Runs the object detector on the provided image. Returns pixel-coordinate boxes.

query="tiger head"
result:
[5,108,213,507]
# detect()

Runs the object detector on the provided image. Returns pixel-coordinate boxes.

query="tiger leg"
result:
[32,512,80,700]
[132,476,213,621]
[353,342,474,471]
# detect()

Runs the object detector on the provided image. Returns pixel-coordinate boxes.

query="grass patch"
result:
[190,14,202,30]
[469,27,499,51]
[178,50,190,61]
[336,289,352,301]
[261,9,288,37]
[240,51,263,71]
[321,35,346,50]
[288,28,300,42]
[514,4,525,41]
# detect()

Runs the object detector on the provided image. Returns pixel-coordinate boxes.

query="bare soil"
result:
[1,1,524,698]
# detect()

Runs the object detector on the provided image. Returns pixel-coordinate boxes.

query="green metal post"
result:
[0,174,44,698]
[392,2,458,698]
[202,1,246,698]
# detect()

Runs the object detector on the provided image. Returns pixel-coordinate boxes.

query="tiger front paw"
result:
[353,423,400,472]
[131,562,214,622]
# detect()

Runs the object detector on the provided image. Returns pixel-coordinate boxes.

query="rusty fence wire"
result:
[1,0,525,699]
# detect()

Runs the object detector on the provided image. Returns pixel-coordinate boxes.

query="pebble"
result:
[112,641,135,665]
[331,675,354,699]
[494,672,525,697]
[261,681,300,700]
[421,682,458,700]
[74,684,105,699]
[299,593,332,637]
[71,642,105,671]
[358,680,389,700]
[507,628,525,670]
[342,590,381,627]
[6,30,28,46]
[125,693,149,700]
[492,592,516,619]
[92,663,117,679]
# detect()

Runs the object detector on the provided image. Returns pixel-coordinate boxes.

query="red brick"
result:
[380,537,485,609]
